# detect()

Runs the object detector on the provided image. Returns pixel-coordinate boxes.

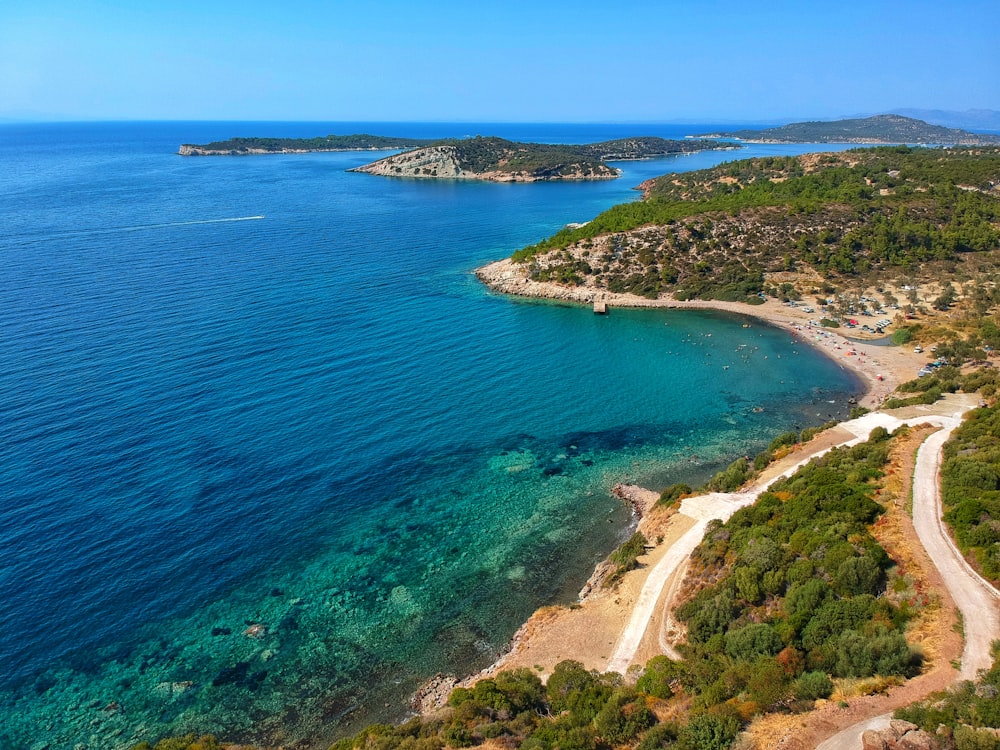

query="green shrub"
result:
[658,483,692,507]
[607,532,648,584]
[768,431,800,453]
[792,671,834,701]
[131,736,221,750]
[636,655,680,699]
[676,713,740,750]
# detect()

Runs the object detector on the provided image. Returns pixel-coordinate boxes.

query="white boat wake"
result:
[113,216,265,232]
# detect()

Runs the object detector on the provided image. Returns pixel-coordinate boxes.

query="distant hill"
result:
[349,136,733,183]
[695,114,1000,145]
[178,134,435,155]
[892,108,1000,131]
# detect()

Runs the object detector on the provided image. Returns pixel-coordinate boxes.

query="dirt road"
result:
[816,410,999,750]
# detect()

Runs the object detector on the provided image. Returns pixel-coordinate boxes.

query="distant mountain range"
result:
[695,114,1000,145]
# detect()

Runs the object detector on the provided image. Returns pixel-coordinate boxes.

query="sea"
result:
[0,121,863,749]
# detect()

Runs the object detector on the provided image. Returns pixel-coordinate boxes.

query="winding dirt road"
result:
[600,395,1000,749]
[607,402,976,675]
[817,408,1000,750]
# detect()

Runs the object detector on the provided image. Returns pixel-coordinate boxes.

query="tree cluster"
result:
[941,403,1000,581]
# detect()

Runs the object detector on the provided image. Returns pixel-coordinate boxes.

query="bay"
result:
[0,122,861,748]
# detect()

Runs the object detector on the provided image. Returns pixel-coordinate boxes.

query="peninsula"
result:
[481,145,1000,307]
[348,135,735,182]
[694,114,1000,145]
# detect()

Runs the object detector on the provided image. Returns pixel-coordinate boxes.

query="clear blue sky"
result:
[2,0,998,122]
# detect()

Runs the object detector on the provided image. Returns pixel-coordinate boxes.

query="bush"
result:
[607,532,648,584]
[724,624,784,661]
[594,689,656,744]
[891,327,914,345]
[636,655,680,699]
[132,737,221,750]
[707,457,750,492]
[768,431,800,453]
[658,483,692,508]
[676,713,741,750]
[635,723,679,750]
[792,671,834,701]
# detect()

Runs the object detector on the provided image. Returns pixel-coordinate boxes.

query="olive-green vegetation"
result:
[883,355,1000,409]
[895,650,1000,748]
[699,114,1000,145]
[657,483,692,508]
[445,137,615,178]
[939,403,1000,582]
[135,429,922,750]
[675,429,918,720]
[512,146,1000,302]
[580,137,735,160]
[606,532,648,586]
[180,134,435,154]
[451,136,730,172]
[356,136,733,181]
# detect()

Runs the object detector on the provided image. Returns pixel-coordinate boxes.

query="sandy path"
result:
[815,408,997,750]
[913,426,1000,680]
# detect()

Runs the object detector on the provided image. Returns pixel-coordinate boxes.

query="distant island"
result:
[177,134,436,155]
[177,133,735,181]
[694,114,1000,145]
[348,135,735,183]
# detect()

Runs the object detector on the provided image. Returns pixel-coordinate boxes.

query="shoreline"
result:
[475,258,928,410]
[409,258,932,712]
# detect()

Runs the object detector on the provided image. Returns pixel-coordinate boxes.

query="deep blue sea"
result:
[0,122,862,749]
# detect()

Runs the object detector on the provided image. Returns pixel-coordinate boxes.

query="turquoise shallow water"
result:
[0,122,861,749]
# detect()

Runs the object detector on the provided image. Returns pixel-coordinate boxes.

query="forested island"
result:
[696,114,1000,145]
[178,133,734,181]
[348,136,733,182]
[177,134,436,155]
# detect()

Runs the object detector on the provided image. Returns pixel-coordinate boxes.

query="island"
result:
[177,132,735,181]
[348,135,735,182]
[177,134,436,155]
[694,113,1000,145]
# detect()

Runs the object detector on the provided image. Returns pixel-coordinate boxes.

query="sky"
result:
[1,0,998,123]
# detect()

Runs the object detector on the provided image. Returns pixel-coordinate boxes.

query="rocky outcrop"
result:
[350,144,466,178]
[861,720,938,750]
